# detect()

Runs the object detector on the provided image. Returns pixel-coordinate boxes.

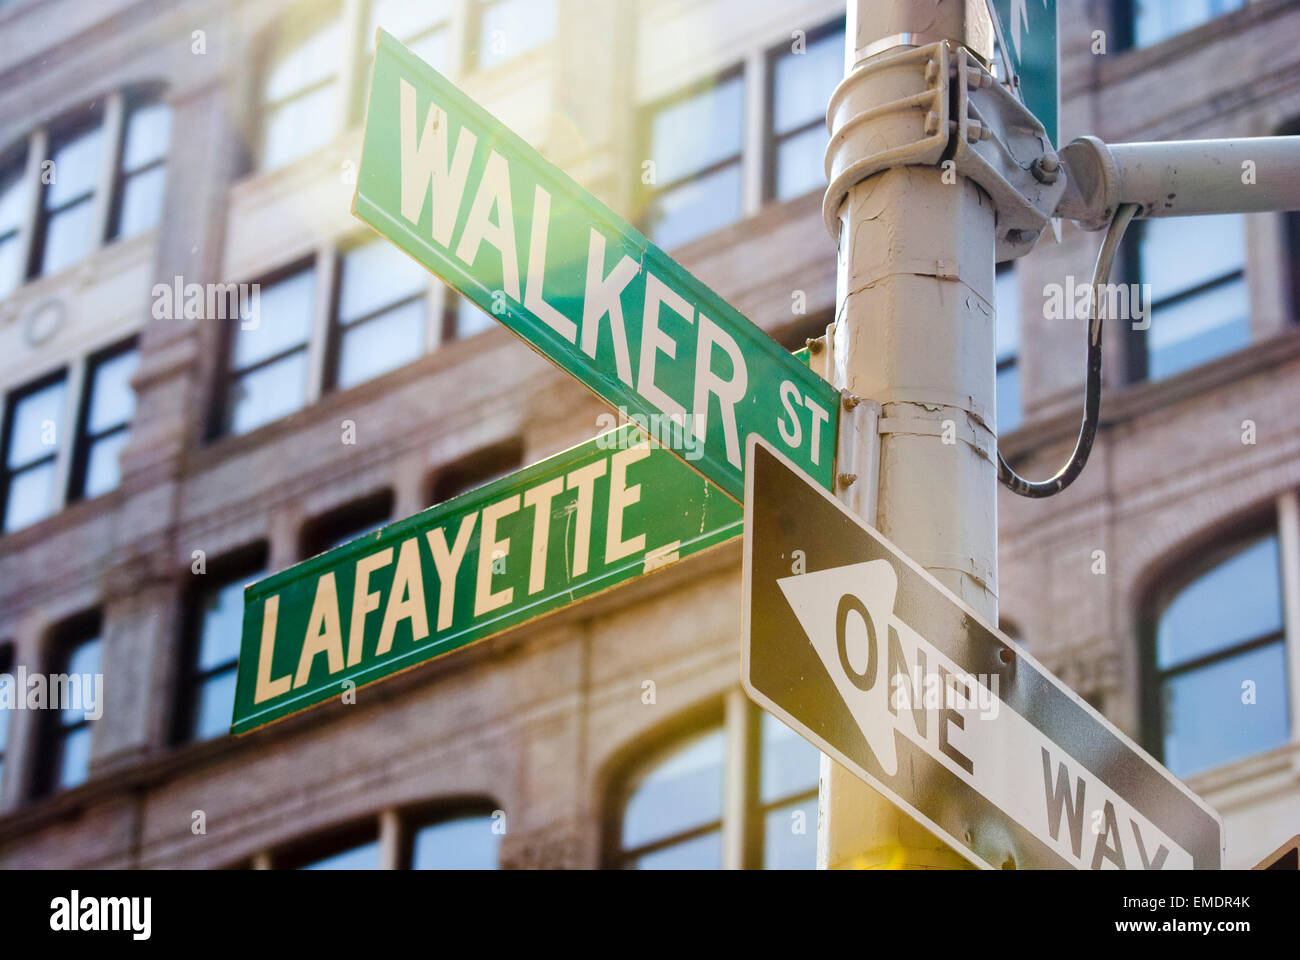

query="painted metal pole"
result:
[816,0,1000,870]
[1058,135,1300,229]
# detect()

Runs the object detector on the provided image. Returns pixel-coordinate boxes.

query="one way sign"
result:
[740,437,1224,870]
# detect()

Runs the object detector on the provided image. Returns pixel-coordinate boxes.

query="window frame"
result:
[441,288,495,343]
[1114,0,1249,52]
[299,489,394,560]
[612,719,728,869]
[256,0,346,172]
[106,86,171,242]
[66,337,139,504]
[172,543,268,745]
[429,438,523,505]
[638,63,747,249]
[211,256,317,440]
[1122,217,1250,384]
[27,104,106,281]
[0,140,31,298]
[466,0,556,74]
[0,366,69,533]
[1141,518,1291,775]
[34,609,101,797]
[274,817,382,870]
[354,0,457,121]
[399,801,503,870]
[324,240,430,394]
[608,695,820,870]
[761,17,845,205]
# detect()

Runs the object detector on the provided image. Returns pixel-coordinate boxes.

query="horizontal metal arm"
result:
[1057,135,1300,230]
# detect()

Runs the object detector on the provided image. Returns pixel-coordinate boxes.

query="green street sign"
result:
[231,425,742,734]
[352,30,840,502]
[989,0,1059,147]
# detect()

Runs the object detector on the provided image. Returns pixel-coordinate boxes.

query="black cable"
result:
[997,203,1140,498]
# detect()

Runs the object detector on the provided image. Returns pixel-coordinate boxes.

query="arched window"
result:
[620,726,726,869]
[613,698,820,869]
[405,808,502,870]
[1147,532,1290,778]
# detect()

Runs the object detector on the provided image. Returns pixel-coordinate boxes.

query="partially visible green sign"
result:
[232,425,742,734]
[353,31,839,503]
[990,0,1059,147]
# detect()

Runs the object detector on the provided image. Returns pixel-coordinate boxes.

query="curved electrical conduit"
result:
[996,203,1141,498]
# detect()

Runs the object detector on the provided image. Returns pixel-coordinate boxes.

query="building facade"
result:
[0,0,1295,869]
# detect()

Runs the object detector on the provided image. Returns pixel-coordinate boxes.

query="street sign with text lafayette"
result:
[742,437,1224,870]
[353,30,839,503]
[231,426,741,734]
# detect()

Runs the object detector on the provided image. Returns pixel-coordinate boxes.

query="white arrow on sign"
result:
[778,560,1194,870]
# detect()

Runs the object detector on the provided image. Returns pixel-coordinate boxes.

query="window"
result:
[0,87,170,292]
[620,726,726,868]
[31,110,104,278]
[758,712,819,868]
[643,70,745,250]
[766,21,843,203]
[614,701,821,869]
[300,490,393,559]
[110,92,171,240]
[1126,214,1249,382]
[472,0,555,72]
[996,263,1022,433]
[430,439,523,504]
[37,612,101,795]
[260,804,502,869]
[1120,0,1248,50]
[219,264,315,436]
[1,370,67,532]
[68,340,139,503]
[281,821,381,870]
[330,239,428,391]
[0,643,12,792]
[1148,533,1290,778]
[261,4,344,171]
[176,548,267,743]
[406,809,502,869]
[442,290,495,342]
[364,0,454,77]
[0,145,28,299]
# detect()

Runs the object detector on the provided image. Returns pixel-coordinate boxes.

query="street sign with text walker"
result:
[352,30,840,504]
